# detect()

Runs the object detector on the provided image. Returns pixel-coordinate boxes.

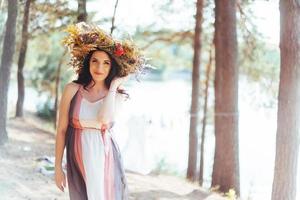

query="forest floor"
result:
[0,112,227,200]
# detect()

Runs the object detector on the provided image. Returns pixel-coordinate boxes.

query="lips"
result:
[95,72,104,75]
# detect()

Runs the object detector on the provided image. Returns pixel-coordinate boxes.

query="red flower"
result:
[114,42,124,56]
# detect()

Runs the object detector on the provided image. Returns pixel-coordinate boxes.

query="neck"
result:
[88,80,107,93]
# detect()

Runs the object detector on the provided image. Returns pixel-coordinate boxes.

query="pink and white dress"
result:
[65,85,128,200]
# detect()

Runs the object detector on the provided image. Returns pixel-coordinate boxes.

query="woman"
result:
[54,22,149,200]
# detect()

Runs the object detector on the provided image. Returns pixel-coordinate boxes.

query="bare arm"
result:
[97,85,118,125]
[55,83,79,170]
[97,86,127,127]
[98,75,129,129]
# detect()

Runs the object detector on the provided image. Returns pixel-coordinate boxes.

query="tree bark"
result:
[0,0,18,145]
[54,49,67,129]
[271,1,300,200]
[110,0,119,35]
[211,0,240,195]
[186,0,204,182]
[77,0,87,22]
[199,45,213,186]
[16,0,31,118]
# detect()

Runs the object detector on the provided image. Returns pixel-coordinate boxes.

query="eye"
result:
[92,59,97,63]
[104,62,110,65]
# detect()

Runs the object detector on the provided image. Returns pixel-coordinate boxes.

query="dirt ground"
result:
[0,115,226,200]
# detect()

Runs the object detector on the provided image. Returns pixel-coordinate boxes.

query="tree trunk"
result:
[0,0,18,145]
[271,1,300,200]
[77,0,87,22]
[186,0,204,182]
[0,1,7,67]
[54,49,67,129]
[199,46,213,186]
[110,0,119,35]
[211,0,240,195]
[0,27,4,63]
[16,0,31,118]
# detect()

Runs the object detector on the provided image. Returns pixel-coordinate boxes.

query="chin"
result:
[94,78,105,82]
[92,75,107,82]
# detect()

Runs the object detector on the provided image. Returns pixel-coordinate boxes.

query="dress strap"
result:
[77,84,84,96]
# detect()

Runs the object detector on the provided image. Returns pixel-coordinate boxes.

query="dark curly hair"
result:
[72,48,129,99]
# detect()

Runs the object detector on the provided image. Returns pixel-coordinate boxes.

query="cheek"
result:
[89,63,94,69]
[105,66,112,73]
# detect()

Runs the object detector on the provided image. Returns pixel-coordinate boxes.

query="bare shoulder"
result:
[62,82,81,101]
[66,82,80,91]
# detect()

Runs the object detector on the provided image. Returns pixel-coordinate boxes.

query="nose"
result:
[96,63,105,72]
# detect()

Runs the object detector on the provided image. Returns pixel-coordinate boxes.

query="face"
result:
[89,50,112,82]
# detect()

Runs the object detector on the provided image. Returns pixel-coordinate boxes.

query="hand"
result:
[101,124,108,134]
[55,167,66,192]
[110,75,130,90]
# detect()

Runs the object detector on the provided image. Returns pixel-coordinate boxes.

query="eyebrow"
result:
[91,57,110,62]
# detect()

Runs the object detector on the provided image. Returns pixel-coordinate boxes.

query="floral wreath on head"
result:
[61,22,153,77]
